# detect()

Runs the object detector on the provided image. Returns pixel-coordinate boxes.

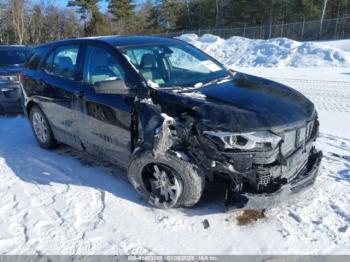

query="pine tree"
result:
[108,0,134,22]
[68,0,100,20]
[135,0,158,33]
[67,0,107,36]
[158,0,185,30]
[146,0,162,31]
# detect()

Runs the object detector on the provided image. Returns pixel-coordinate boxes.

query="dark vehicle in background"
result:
[0,45,31,114]
[21,36,322,210]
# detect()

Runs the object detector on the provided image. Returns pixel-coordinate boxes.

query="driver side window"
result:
[123,48,165,85]
[83,45,125,86]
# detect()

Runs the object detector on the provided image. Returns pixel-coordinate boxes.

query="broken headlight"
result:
[203,131,281,151]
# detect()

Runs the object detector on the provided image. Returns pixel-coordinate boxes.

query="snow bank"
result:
[315,39,350,52]
[1,69,350,254]
[176,34,350,68]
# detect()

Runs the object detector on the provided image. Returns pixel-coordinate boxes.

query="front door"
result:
[77,44,134,167]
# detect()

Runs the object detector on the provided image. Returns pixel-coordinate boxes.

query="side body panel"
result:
[77,88,133,167]
[75,42,140,167]
[39,72,83,150]
[23,44,84,150]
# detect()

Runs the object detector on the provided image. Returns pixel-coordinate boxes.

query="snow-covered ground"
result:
[316,39,350,52]
[1,36,350,255]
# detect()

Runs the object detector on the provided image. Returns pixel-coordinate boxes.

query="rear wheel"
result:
[128,149,205,209]
[29,105,57,149]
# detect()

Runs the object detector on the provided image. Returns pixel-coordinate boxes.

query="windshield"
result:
[0,49,29,66]
[119,43,230,88]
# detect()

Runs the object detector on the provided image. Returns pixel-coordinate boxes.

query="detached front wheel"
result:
[128,150,205,209]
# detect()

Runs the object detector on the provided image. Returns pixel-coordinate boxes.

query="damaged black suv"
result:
[22,36,322,209]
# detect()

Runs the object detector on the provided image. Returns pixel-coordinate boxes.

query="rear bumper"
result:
[0,100,23,114]
[0,84,23,114]
[226,148,323,210]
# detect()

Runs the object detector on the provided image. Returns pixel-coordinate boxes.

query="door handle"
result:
[74,90,85,99]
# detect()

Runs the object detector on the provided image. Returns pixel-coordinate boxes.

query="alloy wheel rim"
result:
[32,112,48,143]
[148,164,183,209]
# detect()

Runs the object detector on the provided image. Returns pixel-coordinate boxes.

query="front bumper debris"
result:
[225,148,323,210]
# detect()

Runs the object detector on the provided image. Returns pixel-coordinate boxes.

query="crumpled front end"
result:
[187,115,323,210]
[137,84,323,210]
[225,146,322,210]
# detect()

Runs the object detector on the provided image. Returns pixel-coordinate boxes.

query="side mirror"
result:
[94,79,134,95]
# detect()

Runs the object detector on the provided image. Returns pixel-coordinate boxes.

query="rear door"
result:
[76,43,134,167]
[34,44,83,149]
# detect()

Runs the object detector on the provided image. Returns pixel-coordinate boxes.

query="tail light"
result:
[18,73,25,85]
[0,75,18,81]
[0,74,23,83]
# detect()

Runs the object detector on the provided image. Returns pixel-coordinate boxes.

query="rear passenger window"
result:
[52,45,79,80]
[42,51,55,72]
[26,47,49,70]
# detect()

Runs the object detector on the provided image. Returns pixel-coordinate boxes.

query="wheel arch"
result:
[26,100,40,116]
[28,102,58,149]
[127,147,205,208]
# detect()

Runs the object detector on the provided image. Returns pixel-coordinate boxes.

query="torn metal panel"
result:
[133,96,163,150]
[153,113,176,156]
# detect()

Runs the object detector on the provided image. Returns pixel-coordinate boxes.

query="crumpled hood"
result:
[154,72,315,132]
[0,65,24,75]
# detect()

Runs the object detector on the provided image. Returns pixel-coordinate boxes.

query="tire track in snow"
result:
[270,78,350,113]
[0,145,109,253]
[273,134,350,248]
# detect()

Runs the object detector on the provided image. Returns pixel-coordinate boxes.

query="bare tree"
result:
[0,3,5,43]
[10,0,27,44]
[319,0,328,38]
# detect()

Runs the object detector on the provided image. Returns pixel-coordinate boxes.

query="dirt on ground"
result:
[235,210,266,225]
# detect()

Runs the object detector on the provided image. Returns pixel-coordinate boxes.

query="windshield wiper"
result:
[150,76,232,92]
[201,75,232,88]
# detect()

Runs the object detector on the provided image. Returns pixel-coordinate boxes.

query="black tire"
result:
[29,105,57,149]
[128,149,205,209]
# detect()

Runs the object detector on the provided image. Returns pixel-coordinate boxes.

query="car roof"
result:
[0,45,30,50]
[36,35,184,49]
[97,35,183,46]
